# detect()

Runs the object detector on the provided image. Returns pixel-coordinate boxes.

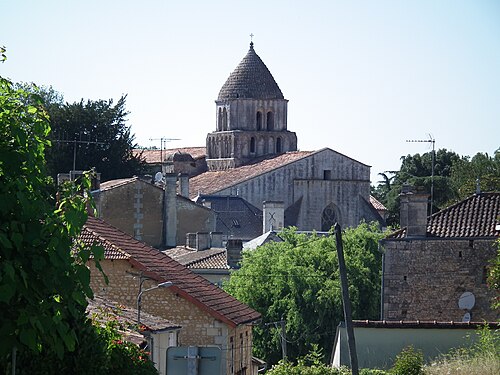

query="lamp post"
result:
[137,281,173,325]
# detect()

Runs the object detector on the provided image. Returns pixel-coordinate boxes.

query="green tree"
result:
[15,83,145,181]
[0,77,103,368]
[224,222,384,365]
[450,151,500,201]
[487,241,500,310]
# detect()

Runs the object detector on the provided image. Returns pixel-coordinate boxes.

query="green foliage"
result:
[487,241,500,310]
[372,148,500,226]
[16,82,145,181]
[0,77,103,368]
[224,222,384,365]
[265,345,350,375]
[390,346,424,375]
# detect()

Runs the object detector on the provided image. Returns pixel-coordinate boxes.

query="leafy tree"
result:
[450,151,500,201]
[15,82,145,181]
[487,241,500,310]
[224,223,384,365]
[0,77,103,369]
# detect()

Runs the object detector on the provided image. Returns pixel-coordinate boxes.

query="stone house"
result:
[381,188,500,322]
[92,175,216,248]
[82,216,261,375]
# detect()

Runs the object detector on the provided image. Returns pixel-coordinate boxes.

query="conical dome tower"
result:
[206,42,297,171]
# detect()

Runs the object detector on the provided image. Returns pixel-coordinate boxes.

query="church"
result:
[142,41,385,235]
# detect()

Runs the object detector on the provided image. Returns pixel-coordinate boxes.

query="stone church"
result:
[141,42,385,234]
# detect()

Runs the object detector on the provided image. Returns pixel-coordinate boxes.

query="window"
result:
[321,203,338,231]
[276,137,282,153]
[222,107,228,130]
[256,111,262,130]
[323,170,331,180]
[266,111,274,130]
[218,108,223,131]
[250,137,256,153]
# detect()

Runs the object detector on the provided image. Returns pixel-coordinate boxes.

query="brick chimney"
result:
[400,184,429,237]
[226,239,243,269]
[263,201,284,233]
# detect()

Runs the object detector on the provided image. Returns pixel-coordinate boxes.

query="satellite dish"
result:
[154,171,163,182]
[458,292,475,310]
[462,312,471,323]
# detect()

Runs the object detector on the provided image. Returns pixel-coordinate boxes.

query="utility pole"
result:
[265,317,287,362]
[406,135,436,214]
[334,223,359,375]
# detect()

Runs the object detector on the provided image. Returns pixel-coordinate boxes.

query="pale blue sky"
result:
[2,0,499,183]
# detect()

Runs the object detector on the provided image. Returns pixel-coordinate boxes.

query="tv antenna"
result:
[406,134,436,214]
[149,137,181,165]
[53,137,107,171]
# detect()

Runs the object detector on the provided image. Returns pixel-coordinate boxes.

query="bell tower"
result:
[206,42,297,171]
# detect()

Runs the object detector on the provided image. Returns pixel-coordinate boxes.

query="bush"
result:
[390,346,424,375]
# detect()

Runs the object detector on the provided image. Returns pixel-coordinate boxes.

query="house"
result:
[81,216,262,375]
[92,175,216,248]
[381,187,500,322]
[87,296,181,375]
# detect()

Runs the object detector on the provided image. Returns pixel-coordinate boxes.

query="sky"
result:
[2,0,499,184]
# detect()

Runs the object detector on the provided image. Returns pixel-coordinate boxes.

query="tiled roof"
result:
[99,177,142,192]
[87,296,181,334]
[135,147,206,164]
[369,195,387,211]
[387,192,500,239]
[218,42,284,100]
[196,195,263,241]
[81,217,261,327]
[163,247,230,270]
[352,320,499,330]
[190,151,314,198]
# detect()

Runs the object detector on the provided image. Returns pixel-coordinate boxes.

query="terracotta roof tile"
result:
[387,192,500,239]
[135,147,206,164]
[369,195,387,211]
[81,217,260,326]
[163,247,230,270]
[190,151,314,198]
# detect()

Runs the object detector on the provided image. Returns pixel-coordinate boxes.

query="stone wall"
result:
[89,259,253,375]
[210,149,371,230]
[95,180,163,247]
[382,238,499,321]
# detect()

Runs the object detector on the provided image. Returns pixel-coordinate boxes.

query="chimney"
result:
[196,232,210,250]
[226,239,243,269]
[210,232,223,248]
[400,184,429,237]
[263,201,284,233]
[186,233,196,249]
[164,173,177,248]
[178,173,189,198]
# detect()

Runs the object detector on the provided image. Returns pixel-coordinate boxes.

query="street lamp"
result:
[137,281,173,325]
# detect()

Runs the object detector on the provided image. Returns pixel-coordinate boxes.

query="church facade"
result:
[189,42,384,232]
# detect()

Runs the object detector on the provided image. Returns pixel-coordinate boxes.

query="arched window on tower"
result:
[266,111,274,130]
[321,203,339,232]
[222,107,228,130]
[250,137,256,154]
[218,108,223,131]
[276,137,282,153]
[256,111,262,130]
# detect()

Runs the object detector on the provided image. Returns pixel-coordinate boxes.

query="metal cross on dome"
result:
[250,33,254,42]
